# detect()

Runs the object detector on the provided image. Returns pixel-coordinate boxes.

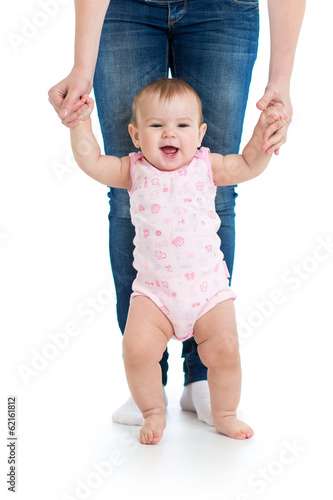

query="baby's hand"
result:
[76,94,94,122]
[258,103,288,155]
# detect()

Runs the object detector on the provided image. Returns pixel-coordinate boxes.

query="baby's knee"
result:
[198,333,240,369]
[123,327,167,367]
[123,333,147,367]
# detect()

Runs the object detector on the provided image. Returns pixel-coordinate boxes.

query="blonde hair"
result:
[131,78,203,126]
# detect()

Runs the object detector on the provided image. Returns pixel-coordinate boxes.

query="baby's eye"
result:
[178,123,189,128]
[150,123,162,128]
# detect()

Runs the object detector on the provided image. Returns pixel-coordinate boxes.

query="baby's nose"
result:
[163,127,176,138]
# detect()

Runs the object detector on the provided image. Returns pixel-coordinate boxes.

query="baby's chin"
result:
[143,153,192,172]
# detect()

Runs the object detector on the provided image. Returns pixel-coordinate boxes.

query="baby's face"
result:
[128,92,207,171]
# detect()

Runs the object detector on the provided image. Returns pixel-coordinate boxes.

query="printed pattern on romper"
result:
[128,147,235,340]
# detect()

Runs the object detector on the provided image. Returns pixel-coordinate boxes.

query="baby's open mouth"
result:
[161,146,179,157]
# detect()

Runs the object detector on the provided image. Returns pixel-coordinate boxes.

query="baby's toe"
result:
[151,432,163,444]
[140,430,152,445]
[234,431,248,440]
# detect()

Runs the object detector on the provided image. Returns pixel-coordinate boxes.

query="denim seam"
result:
[168,0,187,75]
[145,1,183,4]
[165,38,169,77]
[168,0,187,28]
[144,0,166,4]
[231,0,259,8]
[184,338,195,385]
[171,39,177,77]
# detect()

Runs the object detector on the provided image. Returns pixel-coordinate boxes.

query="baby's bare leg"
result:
[122,296,174,444]
[194,300,254,440]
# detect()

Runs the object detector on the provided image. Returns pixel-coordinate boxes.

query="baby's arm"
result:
[211,104,287,186]
[70,97,131,189]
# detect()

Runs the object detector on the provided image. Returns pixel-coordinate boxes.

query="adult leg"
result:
[123,296,174,444]
[194,300,254,439]
[93,0,173,423]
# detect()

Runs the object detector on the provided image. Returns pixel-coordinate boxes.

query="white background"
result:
[1,1,333,499]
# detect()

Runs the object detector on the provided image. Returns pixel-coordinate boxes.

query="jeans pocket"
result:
[144,0,183,3]
[231,0,259,7]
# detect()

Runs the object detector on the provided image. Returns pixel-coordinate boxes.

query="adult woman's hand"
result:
[256,83,293,155]
[256,0,306,155]
[48,68,94,128]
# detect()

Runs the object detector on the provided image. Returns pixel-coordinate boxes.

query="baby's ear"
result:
[197,122,207,147]
[128,123,140,148]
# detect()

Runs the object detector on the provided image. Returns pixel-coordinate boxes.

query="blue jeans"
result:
[93,0,259,386]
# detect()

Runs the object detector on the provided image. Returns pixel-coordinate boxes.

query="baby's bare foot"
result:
[214,414,254,440]
[140,413,166,445]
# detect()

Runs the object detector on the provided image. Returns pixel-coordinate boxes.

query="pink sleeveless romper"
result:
[128,147,236,341]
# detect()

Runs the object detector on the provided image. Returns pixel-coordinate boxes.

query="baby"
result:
[70,78,286,444]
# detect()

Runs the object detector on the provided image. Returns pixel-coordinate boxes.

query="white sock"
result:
[180,381,244,426]
[112,388,168,426]
[180,380,214,426]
